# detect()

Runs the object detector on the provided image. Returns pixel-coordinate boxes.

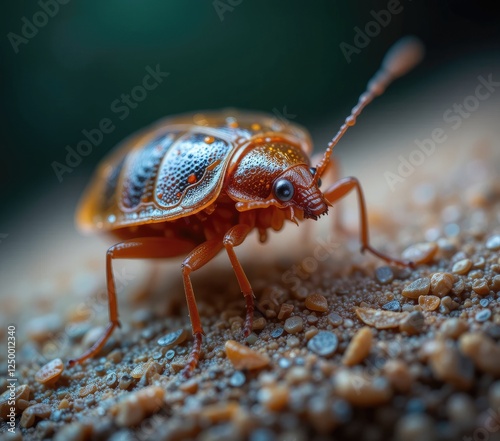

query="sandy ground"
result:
[1,67,500,440]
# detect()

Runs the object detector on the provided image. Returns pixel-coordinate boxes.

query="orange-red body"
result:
[78,111,325,245]
[71,37,424,376]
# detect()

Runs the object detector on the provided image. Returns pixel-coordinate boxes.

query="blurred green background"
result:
[1,0,499,221]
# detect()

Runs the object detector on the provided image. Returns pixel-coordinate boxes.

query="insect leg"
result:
[223,224,254,337]
[323,177,413,267]
[68,237,194,367]
[181,239,224,377]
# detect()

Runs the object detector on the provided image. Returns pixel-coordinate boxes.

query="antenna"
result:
[314,36,425,180]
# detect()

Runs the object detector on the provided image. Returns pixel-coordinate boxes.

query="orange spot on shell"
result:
[188,174,197,184]
[204,136,215,144]
[251,123,261,131]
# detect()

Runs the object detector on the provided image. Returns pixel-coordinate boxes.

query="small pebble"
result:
[334,370,392,406]
[229,371,246,387]
[252,317,267,331]
[200,402,239,424]
[246,332,258,345]
[355,306,408,329]
[383,360,412,393]
[258,385,289,411]
[53,422,91,441]
[459,332,500,376]
[418,295,440,312]
[278,358,292,369]
[179,378,198,394]
[479,298,490,307]
[270,327,284,338]
[112,386,164,427]
[472,279,490,296]
[79,383,96,398]
[307,331,338,357]
[446,393,476,425]
[452,259,472,275]
[342,327,372,366]
[118,374,134,390]
[305,293,328,312]
[439,318,468,339]
[430,273,454,297]
[395,414,436,441]
[305,326,318,340]
[157,329,187,349]
[375,266,394,284]
[166,349,176,360]
[107,349,123,363]
[382,300,401,312]
[225,340,270,370]
[105,372,118,388]
[399,311,425,335]
[278,303,294,320]
[452,278,465,295]
[284,316,303,334]
[491,275,500,291]
[429,345,474,389]
[285,366,310,384]
[401,242,437,264]
[131,361,150,379]
[58,399,70,410]
[307,314,318,324]
[486,235,500,250]
[402,278,431,299]
[20,403,51,428]
[35,358,64,385]
[327,312,343,327]
[475,309,492,322]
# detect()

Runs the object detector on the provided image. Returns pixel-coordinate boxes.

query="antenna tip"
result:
[382,36,425,78]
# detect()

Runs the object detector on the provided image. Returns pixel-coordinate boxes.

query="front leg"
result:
[323,177,413,267]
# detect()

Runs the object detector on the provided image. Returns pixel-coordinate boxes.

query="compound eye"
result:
[309,167,322,188]
[273,179,295,202]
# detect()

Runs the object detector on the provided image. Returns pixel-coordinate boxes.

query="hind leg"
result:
[68,237,195,367]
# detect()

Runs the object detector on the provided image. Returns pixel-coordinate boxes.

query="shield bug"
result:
[69,37,424,376]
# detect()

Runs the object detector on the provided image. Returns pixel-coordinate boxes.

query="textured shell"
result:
[76,109,312,232]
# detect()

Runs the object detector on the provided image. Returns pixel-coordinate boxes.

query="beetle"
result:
[69,37,424,376]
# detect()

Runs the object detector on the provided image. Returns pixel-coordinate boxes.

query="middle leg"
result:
[223,224,254,337]
[181,239,224,377]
